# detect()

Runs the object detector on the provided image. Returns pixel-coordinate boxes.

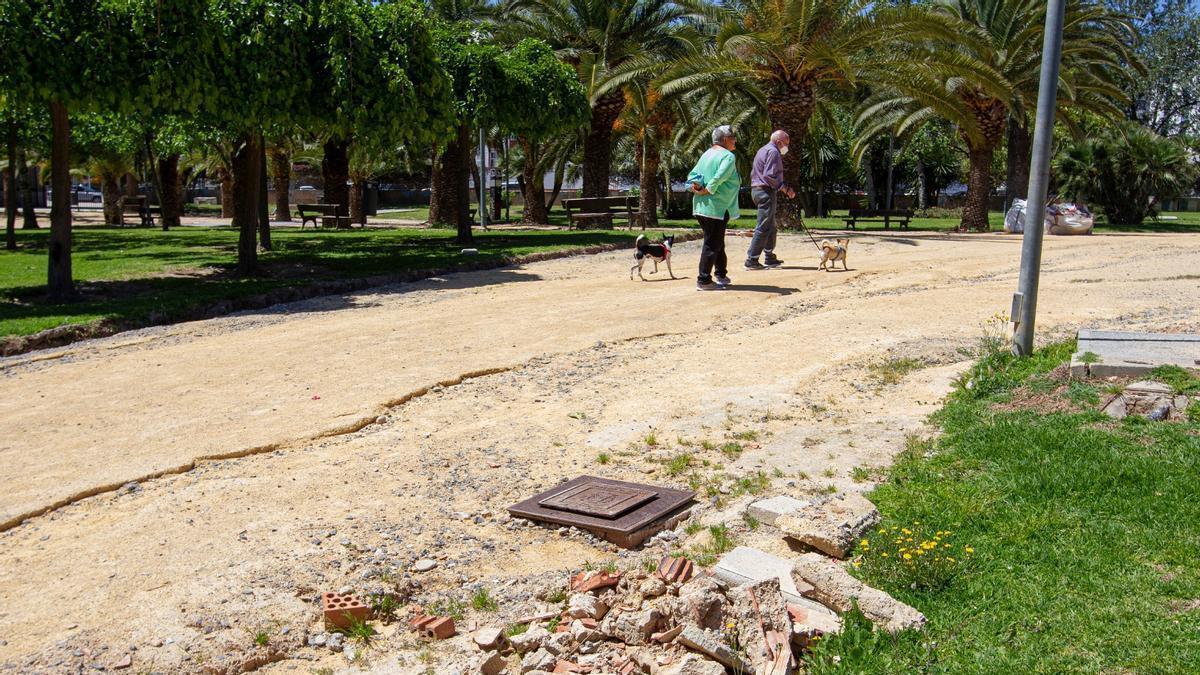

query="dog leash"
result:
[794,212,824,252]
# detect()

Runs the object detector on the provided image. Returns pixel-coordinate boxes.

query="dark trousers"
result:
[696,212,729,282]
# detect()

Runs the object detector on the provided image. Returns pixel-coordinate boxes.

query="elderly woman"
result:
[687,125,741,290]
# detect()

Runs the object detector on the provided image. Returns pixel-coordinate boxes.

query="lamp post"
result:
[1011,0,1067,357]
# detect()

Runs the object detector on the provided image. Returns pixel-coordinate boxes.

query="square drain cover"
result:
[539,483,656,518]
[509,475,695,549]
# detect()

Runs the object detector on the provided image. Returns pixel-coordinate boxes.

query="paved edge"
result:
[1,231,705,358]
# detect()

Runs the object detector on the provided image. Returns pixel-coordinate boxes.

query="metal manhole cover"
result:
[508,476,695,549]
[539,483,656,518]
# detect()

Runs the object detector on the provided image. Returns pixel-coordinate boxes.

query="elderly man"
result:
[687,125,742,290]
[745,130,795,270]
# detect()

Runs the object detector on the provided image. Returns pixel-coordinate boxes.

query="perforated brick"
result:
[320,592,371,629]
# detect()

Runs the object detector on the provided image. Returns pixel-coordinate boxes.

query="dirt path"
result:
[2,230,1198,672]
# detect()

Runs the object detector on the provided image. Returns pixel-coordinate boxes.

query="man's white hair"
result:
[712,125,736,144]
[770,129,790,143]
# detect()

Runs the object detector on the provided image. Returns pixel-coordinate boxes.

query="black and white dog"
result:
[630,234,676,280]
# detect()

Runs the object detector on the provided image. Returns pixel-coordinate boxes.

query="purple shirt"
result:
[751,142,785,191]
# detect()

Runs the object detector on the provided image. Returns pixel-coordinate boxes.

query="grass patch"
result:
[596,452,611,465]
[664,453,694,476]
[868,356,925,386]
[720,442,743,459]
[470,588,498,612]
[645,431,659,447]
[810,341,1200,672]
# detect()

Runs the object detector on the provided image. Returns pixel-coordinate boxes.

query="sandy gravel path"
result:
[1,230,1198,672]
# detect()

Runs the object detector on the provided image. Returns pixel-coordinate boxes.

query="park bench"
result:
[297,203,353,229]
[563,196,639,230]
[843,208,913,230]
[120,195,155,228]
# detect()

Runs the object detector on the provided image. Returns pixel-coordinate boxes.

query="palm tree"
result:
[855,0,1138,230]
[658,0,962,226]
[503,0,696,198]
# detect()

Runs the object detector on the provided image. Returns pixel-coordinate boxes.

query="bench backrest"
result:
[848,208,913,218]
[562,196,637,214]
[121,196,146,212]
[297,203,345,216]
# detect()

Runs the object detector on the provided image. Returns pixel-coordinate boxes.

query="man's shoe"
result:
[744,259,767,271]
[715,275,732,287]
[697,279,721,291]
[764,256,784,267]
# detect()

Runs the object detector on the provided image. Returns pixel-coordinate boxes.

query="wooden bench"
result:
[120,195,155,228]
[297,203,352,229]
[563,196,638,230]
[843,208,913,230]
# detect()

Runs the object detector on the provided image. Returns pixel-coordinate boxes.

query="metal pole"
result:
[1012,0,1066,357]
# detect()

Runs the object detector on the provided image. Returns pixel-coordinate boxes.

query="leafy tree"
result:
[72,113,142,225]
[660,0,961,226]
[431,28,586,238]
[503,0,695,199]
[856,0,1138,231]
[312,0,453,218]
[1111,0,1200,137]
[1054,122,1196,224]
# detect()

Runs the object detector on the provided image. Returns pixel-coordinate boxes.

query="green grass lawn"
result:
[0,226,643,339]
[809,344,1200,673]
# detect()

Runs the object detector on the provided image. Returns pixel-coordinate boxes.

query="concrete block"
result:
[746,495,810,526]
[712,546,830,616]
[776,493,880,558]
[1074,330,1200,378]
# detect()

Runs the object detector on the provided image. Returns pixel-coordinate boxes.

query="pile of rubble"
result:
[1100,380,1192,421]
[317,491,923,674]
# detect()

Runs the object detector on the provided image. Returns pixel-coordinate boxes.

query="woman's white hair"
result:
[712,125,735,144]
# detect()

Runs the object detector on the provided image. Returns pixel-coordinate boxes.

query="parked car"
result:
[297,185,317,191]
[74,185,103,202]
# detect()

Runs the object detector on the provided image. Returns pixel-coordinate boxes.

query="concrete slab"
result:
[712,546,833,617]
[746,496,810,526]
[1072,330,1200,378]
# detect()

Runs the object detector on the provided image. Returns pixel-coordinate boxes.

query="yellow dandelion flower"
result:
[852,561,862,567]
[860,539,870,548]
[944,543,952,549]
[902,528,912,535]
[916,549,925,556]
[965,546,974,554]
[947,557,956,562]
[878,528,888,534]
[880,552,889,558]
[903,553,912,560]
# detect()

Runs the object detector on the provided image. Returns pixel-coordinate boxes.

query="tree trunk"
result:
[270,148,291,220]
[258,135,270,249]
[101,174,121,224]
[518,136,548,224]
[218,166,233,218]
[766,83,816,228]
[20,150,37,229]
[231,134,261,275]
[47,101,73,300]
[5,117,16,250]
[636,136,659,229]
[349,181,364,225]
[158,153,182,230]
[1006,116,1031,202]
[455,125,473,245]
[547,156,566,211]
[429,144,458,227]
[962,147,995,231]
[123,173,139,198]
[321,137,349,208]
[916,160,928,210]
[582,91,625,198]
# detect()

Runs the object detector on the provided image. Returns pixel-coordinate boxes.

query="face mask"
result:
[779,145,789,156]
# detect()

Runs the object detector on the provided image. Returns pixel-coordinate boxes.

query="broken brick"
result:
[570,570,622,593]
[410,615,457,640]
[320,592,371,629]
[656,556,695,584]
[553,660,588,673]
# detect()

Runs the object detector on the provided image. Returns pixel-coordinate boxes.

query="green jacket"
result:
[687,146,740,220]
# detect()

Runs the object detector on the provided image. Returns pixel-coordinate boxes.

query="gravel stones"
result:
[792,552,925,633]
[776,493,881,558]
[414,559,438,572]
